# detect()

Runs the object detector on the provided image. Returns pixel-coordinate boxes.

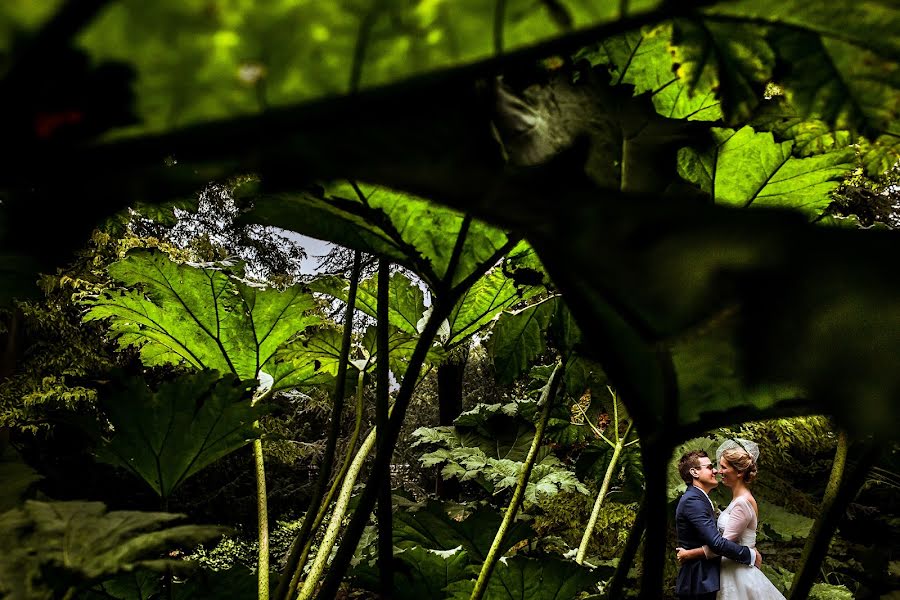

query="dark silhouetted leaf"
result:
[0,501,226,600]
[91,371,264,498]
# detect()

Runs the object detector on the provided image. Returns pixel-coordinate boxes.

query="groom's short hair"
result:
[678,450,709,485]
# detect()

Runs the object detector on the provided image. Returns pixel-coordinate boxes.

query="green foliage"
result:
[0,501,227,600]
[581,23,722,121]
[445,555,599,600]
[247,182,514,290]
[83,250,321,390]
[392,502,532,564]
[677,126,855,217]
[414,424,587,506]
[671,18,773,124]
[489,297,579,384]
[0,444,42,511]
[87,371,265,499]
[758,500,813,542]
[78,566,262,600]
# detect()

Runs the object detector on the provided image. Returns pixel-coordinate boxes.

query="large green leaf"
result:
[83,250,320,382]
[249,183,512,289]
[670,18,774,124]
[311,271,426,335]
[355,546,471,600]
[392,502,532,563]
[671,316,802,431]
[585,23,722,121]
[758,500,813,542]
[91,371,264,498]
[14,0,675,139]
[0,500,226,600]
[445,555,598,600]
[447,265,542,348]
[81,566,260,600]
[677,126,855,217]
[749,98,857,158]
[488,297,558,384]
[770,31,900,137]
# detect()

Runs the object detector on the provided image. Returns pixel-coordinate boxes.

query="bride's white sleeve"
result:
[723,499,753,542]
[701,500,753,559]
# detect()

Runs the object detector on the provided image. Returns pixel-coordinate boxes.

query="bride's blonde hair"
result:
[721,447,758,483]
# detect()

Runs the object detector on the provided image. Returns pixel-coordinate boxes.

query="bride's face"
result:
[717,459,740,488]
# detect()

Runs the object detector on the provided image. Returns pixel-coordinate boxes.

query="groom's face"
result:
[692,457,718,488]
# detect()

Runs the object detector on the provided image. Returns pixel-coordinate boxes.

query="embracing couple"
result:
[674,439,785,600]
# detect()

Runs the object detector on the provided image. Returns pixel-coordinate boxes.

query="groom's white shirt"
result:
[696,487,757,567]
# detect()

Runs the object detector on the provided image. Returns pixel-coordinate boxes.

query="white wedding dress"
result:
[716,495,785,600]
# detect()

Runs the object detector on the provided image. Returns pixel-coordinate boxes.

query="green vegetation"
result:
[1,1,899,599]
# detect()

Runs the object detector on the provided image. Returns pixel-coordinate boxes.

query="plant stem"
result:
[788,431,878,599]
[313,298,454,600]
[375,257,394,597]
[576,419,633,564]
[469,361,564,600]
[288,369,368,593]
[313,233,519,600]
[637,434,668,600]
[253,437,269,600]
[275,250,362,600]
[297,427,378,600]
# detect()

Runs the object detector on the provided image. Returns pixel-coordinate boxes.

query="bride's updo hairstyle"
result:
[720,447,758,483]
[716,438,760,484]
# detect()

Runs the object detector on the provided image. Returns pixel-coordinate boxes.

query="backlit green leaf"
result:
[489,297,558,384]
[671,19,774,124]
[586,23,722,121]
[83,250,320,383]
[677,126,854,217]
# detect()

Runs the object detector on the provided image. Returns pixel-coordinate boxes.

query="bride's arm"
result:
[723,498,753,542]
[695,500,754,560]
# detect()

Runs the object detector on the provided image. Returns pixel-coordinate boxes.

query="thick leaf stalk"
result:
[576,419,634,564]
[253,437,269,600]
[285,369,367,596]
[788,431,878,599]
[314,232,521,600]
[275,251,362,600]
[297,426,378,600]
[375,257,393,596]
[469,360,564,600]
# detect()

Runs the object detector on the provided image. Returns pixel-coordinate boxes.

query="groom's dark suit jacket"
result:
[675,485,752,597]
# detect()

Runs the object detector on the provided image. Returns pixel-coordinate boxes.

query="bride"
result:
[677,439,785,599]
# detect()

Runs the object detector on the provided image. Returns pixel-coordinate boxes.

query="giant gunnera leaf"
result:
[445,555,598,600]
[83,250,321,392]
[354,546,470,600]
[90,371,265,499]
[677,126,854,218]
[0,501,226,600]
[393,502,532,564]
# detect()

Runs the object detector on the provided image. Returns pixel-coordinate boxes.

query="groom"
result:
[674,450,761,599]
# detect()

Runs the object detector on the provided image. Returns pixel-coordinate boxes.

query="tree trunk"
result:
[437,347,468,425]
[436,346,468,498]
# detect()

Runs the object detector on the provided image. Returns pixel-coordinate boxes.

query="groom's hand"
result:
[754,549,763,568]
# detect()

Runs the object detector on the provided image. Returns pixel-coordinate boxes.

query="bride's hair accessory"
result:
[716,438,760,464]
